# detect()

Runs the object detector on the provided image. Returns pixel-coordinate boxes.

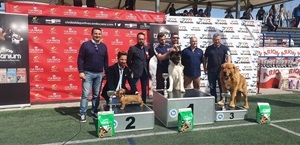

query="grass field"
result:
[0,93,300,145]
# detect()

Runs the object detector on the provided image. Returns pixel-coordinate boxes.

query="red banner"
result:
[6,2,165,103]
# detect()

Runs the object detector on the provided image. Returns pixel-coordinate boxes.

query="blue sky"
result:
[177,0,298,19]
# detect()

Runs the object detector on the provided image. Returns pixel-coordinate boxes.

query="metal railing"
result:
[261,32,300,47]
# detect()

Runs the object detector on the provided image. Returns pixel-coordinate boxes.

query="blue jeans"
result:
[207,72,222,103]
[132,70,148,103]
[79,71,103,115]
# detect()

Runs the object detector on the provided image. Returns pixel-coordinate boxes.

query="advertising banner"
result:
[6,2,165,103]
[0,13,30,107]
[165,16,261,95]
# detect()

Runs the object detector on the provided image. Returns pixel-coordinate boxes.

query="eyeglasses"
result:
[94,44,98,52]
[172,37,179,39]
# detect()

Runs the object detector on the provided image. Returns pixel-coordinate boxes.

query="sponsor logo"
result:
[30,65,44,72]
[124,23,137,28]
[200,34,212,39]
[251,43,259,48]
[28,6,43,14]
[129,39,135,45]
[50,27,57,34]
[64,83,78,90]
[248,88,257,93]
[242,20,255,26]
[45,19,61,24]
[240,50,251,55]
[204,26,216,32]
[33,75,41,81]
[31,16,39,24]
[242,66,253,71]
[183,34,196,39]
[32,36,40,43]
[263,49,280,56]
[154,15,164,22]
[139,23,149,29]
[29,26,43,34]
[240,73,251,79]
[180,18,194,23]
[111,39,124,45]
[125,31,136,37]
[29,46,43,53]
[114,12,120,18]
[67,74,75,81]
[34,93,40,100]
[167,18,177,22]
[96,11,108,18]
[215,19,227,24]
[253,50,260,56]
[252,73,257,78]
[281,49,296,56]
[220,27,234,32]
[51,84,58,90]
[223,42,234,47]
[230,50,238,55]
[47,75,61,81]
[48,92,62,99]
[230,20,239,25]
[200,41,211,48]
[50,65,58,72]
[220,34,227,39]
[126,13,137,20]
[31,84,44,91]
[236,42,249,48]
[12,5,20,13]
[63,9,77,16]
[252,29,260,33]
[196,18,212,24]
[83,10,89,16]
[114,30,120,36]
[83,28,90,35]
[252,57,258,63]
[179,26,188,31]
[32,55,41,63]
[64,47,78,54]
[50,46,58,53]
[67,56,75,62]
[47,56,61,63]
[67,37,74,44]
[238,28,248,33]
[243,35,253,40]
[191,27,201,31]
[64,65,78,72]
[64,28,77,35]
[249,81,256,87]
[50,8,56,14]
[231,35,240,39]
[234,57,251,63]
[47,37,60,44]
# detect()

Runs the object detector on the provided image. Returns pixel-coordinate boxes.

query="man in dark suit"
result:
[127,32,150,103]
[102,51,135,104]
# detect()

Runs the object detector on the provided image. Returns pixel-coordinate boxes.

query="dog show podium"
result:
[103,104,154,133]
[215,103,248,121]
[153,89,215,127]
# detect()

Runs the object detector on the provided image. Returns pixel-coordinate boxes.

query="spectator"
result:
[197,9,206,17]
[279,4,287,27]
[182,10,188,16]
[125,0,136,10]
[269,4,277,22]
[169,4,176,16]
[86,0,95,8]
[240,12,248,19]
[292,4,300,28]
[204,2,212,17]
[256,7,265,21]
[243,4,254,20]
[266,14,277,32]
[224,10,234,19]
[73,0,82,7]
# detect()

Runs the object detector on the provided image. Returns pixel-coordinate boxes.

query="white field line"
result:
[270,123,300,137]
[41,118,300,145]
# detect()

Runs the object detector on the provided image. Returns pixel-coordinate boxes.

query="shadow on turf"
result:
[54,107,80,120]
[249,96,300,107]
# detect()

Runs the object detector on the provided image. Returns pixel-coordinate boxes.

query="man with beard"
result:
[155,32,174,90]
[127,32,150,103]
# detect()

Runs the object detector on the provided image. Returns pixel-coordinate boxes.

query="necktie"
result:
[116,67,123,90]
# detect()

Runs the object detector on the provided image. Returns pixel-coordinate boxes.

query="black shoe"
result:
[80,115,86,122]
[91,111,98,119]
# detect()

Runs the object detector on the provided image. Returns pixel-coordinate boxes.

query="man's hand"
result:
[79,72,86,80]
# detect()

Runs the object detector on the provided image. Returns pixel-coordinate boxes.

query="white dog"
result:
[167,51,185,92]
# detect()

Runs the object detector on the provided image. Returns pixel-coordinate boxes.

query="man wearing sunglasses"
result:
[77,27,108,122]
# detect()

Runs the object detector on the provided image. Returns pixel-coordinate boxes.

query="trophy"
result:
[107,90,116,111]
[162,73,169,97]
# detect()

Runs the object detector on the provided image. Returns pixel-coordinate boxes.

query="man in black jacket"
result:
[127,32,150,103]
[101,51,135,104]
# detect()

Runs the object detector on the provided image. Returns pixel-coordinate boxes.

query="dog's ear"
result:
[233,65,238,73]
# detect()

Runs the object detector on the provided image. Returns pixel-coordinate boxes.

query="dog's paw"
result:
[217,99,225,106]
[180,88,185,93]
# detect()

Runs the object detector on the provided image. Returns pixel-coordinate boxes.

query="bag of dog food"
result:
[256,102,272,124]
[97,111,115,138]
[178,108,194,133]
